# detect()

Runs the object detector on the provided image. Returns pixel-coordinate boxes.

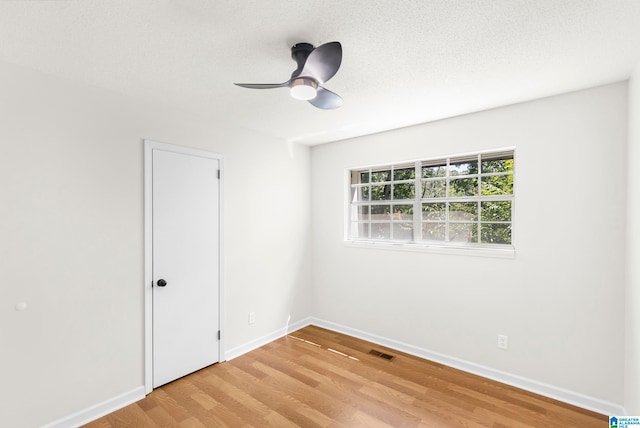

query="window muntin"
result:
[349,151,514,248]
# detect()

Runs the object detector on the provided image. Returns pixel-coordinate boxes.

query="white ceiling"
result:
[2,0,640,146]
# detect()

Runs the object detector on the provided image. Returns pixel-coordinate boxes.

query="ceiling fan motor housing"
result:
[291,43,315,78]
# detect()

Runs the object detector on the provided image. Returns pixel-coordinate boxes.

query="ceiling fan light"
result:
[290,77,318,100]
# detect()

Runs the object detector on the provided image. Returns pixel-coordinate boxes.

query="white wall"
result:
[626,66,640,415]
[0,61,312,428]
[311,83,628,407]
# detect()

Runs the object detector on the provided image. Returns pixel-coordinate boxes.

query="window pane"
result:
[449,159,478,176]
[371,170,391,182]
[392,205,413,221]
[481,201,511,222]
[481,175,513,195]
[449,202,477,221]
[394,167,415,181]
[422,180,446,198]
[393,183,415,200]
[370,205,391,220]
[422,164,446,178]
[352,186,370,201]
[393,223,413,241]
[481,223,512,244]
[422,222,445,241]
[371,184,391,200]
[354,205,369,221]
[360,171,370,183]
[352,222,370,239]
[371,223,391,240]
[449,223,478,243]
[449,178,478,197]
[481,157,513,174]
[422,203,446,221]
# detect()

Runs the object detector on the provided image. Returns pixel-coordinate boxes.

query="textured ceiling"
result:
[1,0,640,145]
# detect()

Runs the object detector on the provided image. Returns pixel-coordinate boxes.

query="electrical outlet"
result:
[498,334,508,350]
[249,312,256,325]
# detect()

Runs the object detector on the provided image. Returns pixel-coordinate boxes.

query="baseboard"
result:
[306,317,626,417]
[224,317,312,361]
[41,386,145,428]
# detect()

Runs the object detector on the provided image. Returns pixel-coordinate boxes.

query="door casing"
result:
[144,139,224,394]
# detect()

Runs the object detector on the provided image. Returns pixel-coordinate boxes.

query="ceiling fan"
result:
[234,41,343,110]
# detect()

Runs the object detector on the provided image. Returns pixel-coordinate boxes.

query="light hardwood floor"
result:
[84,325,607,427]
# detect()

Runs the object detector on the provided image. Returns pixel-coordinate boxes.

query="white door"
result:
[151,145,221,388]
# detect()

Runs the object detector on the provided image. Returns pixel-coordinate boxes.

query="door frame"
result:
[144,139,224,394]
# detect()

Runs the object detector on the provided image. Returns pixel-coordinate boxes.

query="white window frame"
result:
[344,148,515,258]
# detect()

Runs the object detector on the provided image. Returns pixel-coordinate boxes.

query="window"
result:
[348,150,514,249]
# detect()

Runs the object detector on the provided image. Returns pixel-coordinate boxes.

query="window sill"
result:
[343,240,516,259]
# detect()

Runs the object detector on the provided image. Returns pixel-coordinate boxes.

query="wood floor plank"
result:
[86,402,157,428]
[84,326,608,427]
[148,388,191,423]
[268,352,422,427]
[145,405,176,426]
[179,416,209,428]
[282,338,485,427]
[247,359,361,427]
[161,379,234,427]
[213,360,326,427]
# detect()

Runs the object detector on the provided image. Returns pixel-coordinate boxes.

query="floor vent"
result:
[369,349,395,361]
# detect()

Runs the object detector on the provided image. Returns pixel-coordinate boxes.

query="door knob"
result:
[157,279,167,287]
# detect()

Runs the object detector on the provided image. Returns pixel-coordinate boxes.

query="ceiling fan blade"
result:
[234,82,289,89]
[309,87,343,110]
[300,41,342,84]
